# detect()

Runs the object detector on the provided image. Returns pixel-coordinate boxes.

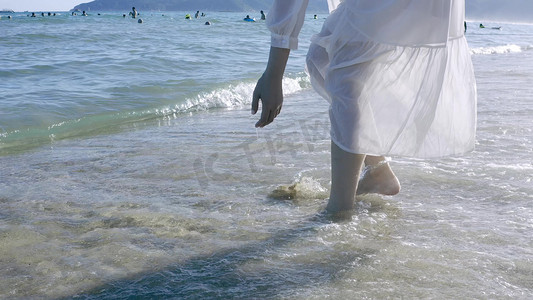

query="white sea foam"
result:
[484,163,533,171]
[157,75,310,116]
[268,176,328,200]
[470,44,523,55]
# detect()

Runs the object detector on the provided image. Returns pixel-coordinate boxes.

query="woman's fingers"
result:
[251,86,260,115]
[255,107,271,128]
[266,109,276,124]
[255,105,282,128]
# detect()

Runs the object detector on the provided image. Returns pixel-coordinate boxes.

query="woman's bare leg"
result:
[356,155,401,195]
[327,141,365,213]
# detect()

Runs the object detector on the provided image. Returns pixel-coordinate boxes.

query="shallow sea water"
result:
[0,12,532,299]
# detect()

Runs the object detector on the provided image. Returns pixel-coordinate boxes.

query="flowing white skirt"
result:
[306,1,477,158]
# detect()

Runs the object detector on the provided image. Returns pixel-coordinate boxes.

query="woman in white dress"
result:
[251,0,477,213]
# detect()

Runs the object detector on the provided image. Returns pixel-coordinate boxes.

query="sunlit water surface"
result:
[0,12,532,299]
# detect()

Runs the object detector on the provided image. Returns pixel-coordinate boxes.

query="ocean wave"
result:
[470,44,525,55]
[0,75,312,155]
[154,74,310,116]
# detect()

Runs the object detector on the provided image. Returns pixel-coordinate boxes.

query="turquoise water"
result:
[1,12,533,299]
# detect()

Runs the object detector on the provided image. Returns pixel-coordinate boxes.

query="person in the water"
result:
[131,7,138,19]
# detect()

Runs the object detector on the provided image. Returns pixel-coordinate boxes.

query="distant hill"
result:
[72,0,328,12]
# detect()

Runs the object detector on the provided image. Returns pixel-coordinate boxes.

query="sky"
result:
[0,0,84,12]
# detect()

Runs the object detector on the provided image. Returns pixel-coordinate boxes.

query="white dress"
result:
[267,0,477,158]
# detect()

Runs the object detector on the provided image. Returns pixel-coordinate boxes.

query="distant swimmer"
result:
[185,14,191,19]
[314,14,318,19]
[131,7,138,19]
[138,18,143,23]
[195,11,200,19]
[205,21,211,25]
[479,23,485,28]
[82,11,87,16]
[260,10,266,20]
[243,15,255,22]
[31,12,36,17]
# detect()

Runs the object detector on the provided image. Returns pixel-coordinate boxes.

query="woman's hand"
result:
[251,72,284,128]
[251,47,290,128]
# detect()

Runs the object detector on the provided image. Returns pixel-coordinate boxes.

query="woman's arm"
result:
[251,46,290,128]
[251,0,308,127]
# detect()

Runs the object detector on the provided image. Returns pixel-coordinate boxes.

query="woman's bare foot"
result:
[356,162,401,196]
